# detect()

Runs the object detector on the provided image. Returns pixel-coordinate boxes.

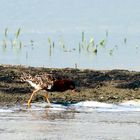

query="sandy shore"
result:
[0,64,139,105]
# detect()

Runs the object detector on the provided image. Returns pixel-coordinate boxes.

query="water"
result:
[0,101,140,140]
[0,2,140,138]
[0,0,140,71]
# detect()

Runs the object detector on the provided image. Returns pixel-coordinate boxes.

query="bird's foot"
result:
[45,103,52,108]
[27,100,31,108]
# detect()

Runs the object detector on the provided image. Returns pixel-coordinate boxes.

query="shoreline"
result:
[0,64,139,105]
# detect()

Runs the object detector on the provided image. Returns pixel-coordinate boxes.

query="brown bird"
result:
[21,73,76,107]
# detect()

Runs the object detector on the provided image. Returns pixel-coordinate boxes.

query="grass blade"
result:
[16,28,21,39]
[82,31,84,42]
[4,28,8,38]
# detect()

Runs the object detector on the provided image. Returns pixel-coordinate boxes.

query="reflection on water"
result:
[0,101,140,139]
[29,110,75,121]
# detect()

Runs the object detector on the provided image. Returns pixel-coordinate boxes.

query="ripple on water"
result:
[1,100,140,113]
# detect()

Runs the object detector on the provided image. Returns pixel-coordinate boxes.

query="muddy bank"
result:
[0,65,140,105]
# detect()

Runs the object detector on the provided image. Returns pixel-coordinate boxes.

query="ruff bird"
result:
[21,73,76,107]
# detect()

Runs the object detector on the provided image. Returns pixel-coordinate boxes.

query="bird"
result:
[21,73,76,107]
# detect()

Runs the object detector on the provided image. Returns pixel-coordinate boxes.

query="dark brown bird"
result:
[46,79,75,92]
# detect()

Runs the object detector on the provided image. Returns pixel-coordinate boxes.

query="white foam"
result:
[72,100,140,112]
[2,100,140,113]
[73,101,114,108]
[0,109,14,113]
[120,100,140,107]
[25,100,140,112]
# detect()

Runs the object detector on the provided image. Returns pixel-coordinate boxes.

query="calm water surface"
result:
[0,0,140,70]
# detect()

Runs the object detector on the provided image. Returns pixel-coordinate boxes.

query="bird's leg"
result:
[27,89,41,107]
[45,92,51,106]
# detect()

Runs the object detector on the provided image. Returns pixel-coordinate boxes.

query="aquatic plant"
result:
[12,28,21,47]
[106,30,108,37]
[19,41,22,49]
[52,42,55,48]
[2,39,7,52]
[79,31,86,51]
[87,37,94,52]
[1,28,139,64]
[16,28,21,39]
[79,43,81,53]
[2,28,9,49]
[109,48,114,56]
[48,38,51,47]
[47,37,55,56]
[0,28,34,59]
[93,45,98,55]
[4,28,8,38]
[48,38,52,56]
[99,39,106,48]
[58,38,66,51]
[82,31,85,42]
[124,38,127,44]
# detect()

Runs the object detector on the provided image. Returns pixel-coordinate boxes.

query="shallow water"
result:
[0,101,140,140]
[0,0,140,71]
